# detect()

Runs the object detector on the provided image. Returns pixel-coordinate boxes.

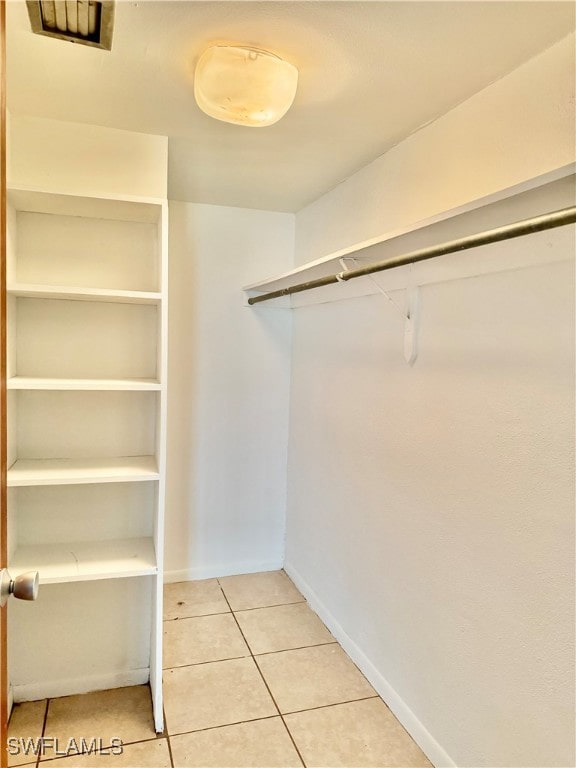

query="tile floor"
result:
[8,570,432,768]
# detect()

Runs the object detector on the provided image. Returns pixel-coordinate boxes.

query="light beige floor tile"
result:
[236,602,334,655]
[8,699,46,767]
[218,571,304,611]
[163,613,249,669]
[164,657,277,735]
[171,717,303,767]
[256,644,376,714]
[44,685,156,757]
[285,698,433,767]
[164,579,229,620]
[40,738,171,767]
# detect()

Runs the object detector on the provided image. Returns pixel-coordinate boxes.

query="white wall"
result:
[8,114,168,199]
[296,33,575,263]
[165,202,293,580]
[285,34,575,768]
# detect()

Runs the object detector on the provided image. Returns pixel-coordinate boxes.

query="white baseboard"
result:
[13,668,150,703]
[284,561,457,768]
[164,559,284,583]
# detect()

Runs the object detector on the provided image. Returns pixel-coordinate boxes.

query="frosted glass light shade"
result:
[194,45,298,127]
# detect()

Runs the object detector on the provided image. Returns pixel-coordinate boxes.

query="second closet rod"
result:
[247,206,576,306]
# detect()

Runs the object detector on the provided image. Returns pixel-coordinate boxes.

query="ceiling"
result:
[6,1,575,212]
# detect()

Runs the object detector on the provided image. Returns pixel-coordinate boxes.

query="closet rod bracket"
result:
[403,285,419,365]
[340,257,419,363]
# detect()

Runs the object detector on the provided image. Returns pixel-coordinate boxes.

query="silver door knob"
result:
[0,569,39,607]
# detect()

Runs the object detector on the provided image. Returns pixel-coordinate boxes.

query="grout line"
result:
[163,610,231,622]
[214,578,306,613]
[254,641,338,657]
[217,588,307,768]
[36,698,49,768]
[161,695,383,739]
[163,707,175,768]
[163,654,250,671]
[167,714,279,739]
[251,654,307,768]
[162,639,339,671]
[231,600,306,613]
[283,694,381,717]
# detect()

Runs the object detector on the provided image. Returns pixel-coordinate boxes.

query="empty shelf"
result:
[10,537,157,584]
[8,377,162,391]
[8,284,162,305]
[8,456,160,486]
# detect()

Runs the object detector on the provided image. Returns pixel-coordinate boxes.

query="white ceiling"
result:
[6,1,575,211]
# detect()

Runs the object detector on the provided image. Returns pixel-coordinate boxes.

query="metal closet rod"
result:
[247,206,576,306]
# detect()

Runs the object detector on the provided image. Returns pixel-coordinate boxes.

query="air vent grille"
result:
[26,1,114,50]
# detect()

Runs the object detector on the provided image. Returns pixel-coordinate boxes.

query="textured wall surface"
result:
[165,202,294,580]
[286,252,574,767]
[296,33,575,263]
[286,34,575,768]
[9,114,168,199]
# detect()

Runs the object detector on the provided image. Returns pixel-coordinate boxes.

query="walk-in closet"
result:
[1,2,574,768]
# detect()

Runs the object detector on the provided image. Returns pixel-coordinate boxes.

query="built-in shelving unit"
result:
[6,185,168,732]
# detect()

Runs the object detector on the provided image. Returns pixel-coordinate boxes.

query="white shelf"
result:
[7,187,164,223]
[8,377,162,391]
[8,456,160,486]
[8,284,162,305]
[10,537,157,584]
[243,169,576,298]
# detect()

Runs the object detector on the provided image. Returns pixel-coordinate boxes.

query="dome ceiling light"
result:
[194,45,299,128]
